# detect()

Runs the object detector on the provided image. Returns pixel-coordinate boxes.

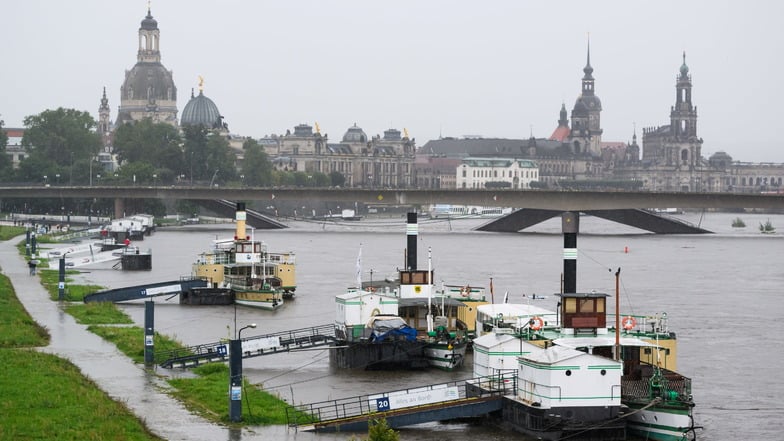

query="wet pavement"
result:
[0,236,265,441]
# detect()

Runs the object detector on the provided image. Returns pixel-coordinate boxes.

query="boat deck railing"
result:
[286,371,517,431]
[622,369,692,403]
[156,323,336,368]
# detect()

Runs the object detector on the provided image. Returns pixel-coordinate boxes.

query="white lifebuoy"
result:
[370,308,381,317]
[622,316,637,331]
[529,316,544,331]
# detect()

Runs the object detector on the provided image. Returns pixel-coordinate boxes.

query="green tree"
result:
[366,418,399,441]
[113,118,183,182]
[311,171,330,187]
[271,170,295,186]
[241,138,273,186]
[19,108,101,184]
[0,119,13,181]
[329,171,346,187]
[183,125,237,185]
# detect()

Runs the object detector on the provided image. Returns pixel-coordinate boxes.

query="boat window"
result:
[579,298,595,313]
[564,298,577,313]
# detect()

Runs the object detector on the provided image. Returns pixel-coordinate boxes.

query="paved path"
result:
[0,236,263,441]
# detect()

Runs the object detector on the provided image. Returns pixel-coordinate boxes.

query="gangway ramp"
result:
[84,278,208,303]
[287,372,517,432]
[157,324,337,368]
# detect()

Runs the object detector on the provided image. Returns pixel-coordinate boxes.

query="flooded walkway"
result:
[0,237,263,441]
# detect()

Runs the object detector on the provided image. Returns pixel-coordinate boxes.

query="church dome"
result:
[121,62,176,102]
[141,10,158,30]
[342,124,367,143]
[181,90,222,128]
[573,95,602,114]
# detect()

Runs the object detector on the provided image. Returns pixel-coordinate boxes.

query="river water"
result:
[71,211,784,441]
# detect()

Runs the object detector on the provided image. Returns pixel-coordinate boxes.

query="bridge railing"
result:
[286,370,517,428]
[156,323,336,368]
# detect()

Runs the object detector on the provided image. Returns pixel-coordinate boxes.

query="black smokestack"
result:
[562,212,579,293]
[407,212,417,270]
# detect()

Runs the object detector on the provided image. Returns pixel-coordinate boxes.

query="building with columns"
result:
[115,7,178,127]
[264,123,416,188]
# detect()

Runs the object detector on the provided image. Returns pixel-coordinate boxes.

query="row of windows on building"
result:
[461,169,536,179]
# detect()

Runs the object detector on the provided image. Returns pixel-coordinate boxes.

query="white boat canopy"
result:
[553,336,661,349]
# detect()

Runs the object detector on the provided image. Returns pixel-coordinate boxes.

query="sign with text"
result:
[370,386,459,411]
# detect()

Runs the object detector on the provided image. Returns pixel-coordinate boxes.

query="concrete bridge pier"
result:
[114,198,125,220]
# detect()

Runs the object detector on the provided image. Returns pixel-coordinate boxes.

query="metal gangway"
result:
[83,278,208,303]
[286,372,517,432]
[157,323,337,368]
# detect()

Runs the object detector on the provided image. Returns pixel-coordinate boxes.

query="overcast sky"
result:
[3,1,783,162]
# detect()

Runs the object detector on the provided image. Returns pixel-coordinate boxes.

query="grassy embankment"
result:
[0,270,163,440]
[12,226,311,425]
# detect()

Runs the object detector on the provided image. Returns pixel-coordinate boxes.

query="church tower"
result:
[97,87,112,148]
[668,52,701,167]
[116,7,178,126]
[569,41,603,156]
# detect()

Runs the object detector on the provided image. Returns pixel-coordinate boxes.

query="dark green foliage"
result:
[17,108,101,184]
[367,418,400,441]
[240,138,273,186]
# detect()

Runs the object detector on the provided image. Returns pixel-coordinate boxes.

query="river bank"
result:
[0,235,267,441]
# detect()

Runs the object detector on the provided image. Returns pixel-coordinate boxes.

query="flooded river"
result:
[67,211,784,440]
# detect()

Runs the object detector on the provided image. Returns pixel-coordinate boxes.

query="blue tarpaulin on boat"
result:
[368,317,417,343]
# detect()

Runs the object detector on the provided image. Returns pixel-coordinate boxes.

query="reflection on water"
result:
[35,212,784,440]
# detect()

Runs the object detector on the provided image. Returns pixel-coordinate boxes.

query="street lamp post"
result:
[229,323,257,422]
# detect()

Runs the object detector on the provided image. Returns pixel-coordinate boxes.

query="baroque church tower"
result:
[642,52,703,170]
[97,87,112,148]
[669,52,702,166]
[116,7,178,126]
[568,41,603,157]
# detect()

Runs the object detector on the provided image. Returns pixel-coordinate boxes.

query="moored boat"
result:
[191,202,296,310]
[333,213,475,370]
[470,213,697,440]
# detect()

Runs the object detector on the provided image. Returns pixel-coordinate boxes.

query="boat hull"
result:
[330,340,429,370]
[625,405,696,441]
[424,341,467,371]
[234,291,283,310]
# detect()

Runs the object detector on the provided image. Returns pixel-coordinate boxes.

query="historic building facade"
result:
[456,158,539,189]
[418,48,784,193]
[263,123,416,188]
[115,8,178,127]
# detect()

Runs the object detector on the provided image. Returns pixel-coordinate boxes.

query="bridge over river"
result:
[3,186,782,233]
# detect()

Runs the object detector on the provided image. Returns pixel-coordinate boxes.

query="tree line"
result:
[0,108,346,217]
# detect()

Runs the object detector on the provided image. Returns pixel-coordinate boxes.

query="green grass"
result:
[0,349,163,441]
[87,326,187,364]
[10,239,298,429]
[0,274,49,347]
[167,363,314,425]
[38,269,103,301]
[65,302,134,325]
[0,225,26,241]
[0,272,161,440]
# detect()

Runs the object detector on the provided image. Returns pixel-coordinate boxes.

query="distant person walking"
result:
[28,259,37,275]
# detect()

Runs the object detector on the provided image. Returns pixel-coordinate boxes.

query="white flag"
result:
[355,245,362,289]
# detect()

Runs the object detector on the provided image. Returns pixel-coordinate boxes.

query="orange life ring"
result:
[622,316,637,331]
[529,316,544,331]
